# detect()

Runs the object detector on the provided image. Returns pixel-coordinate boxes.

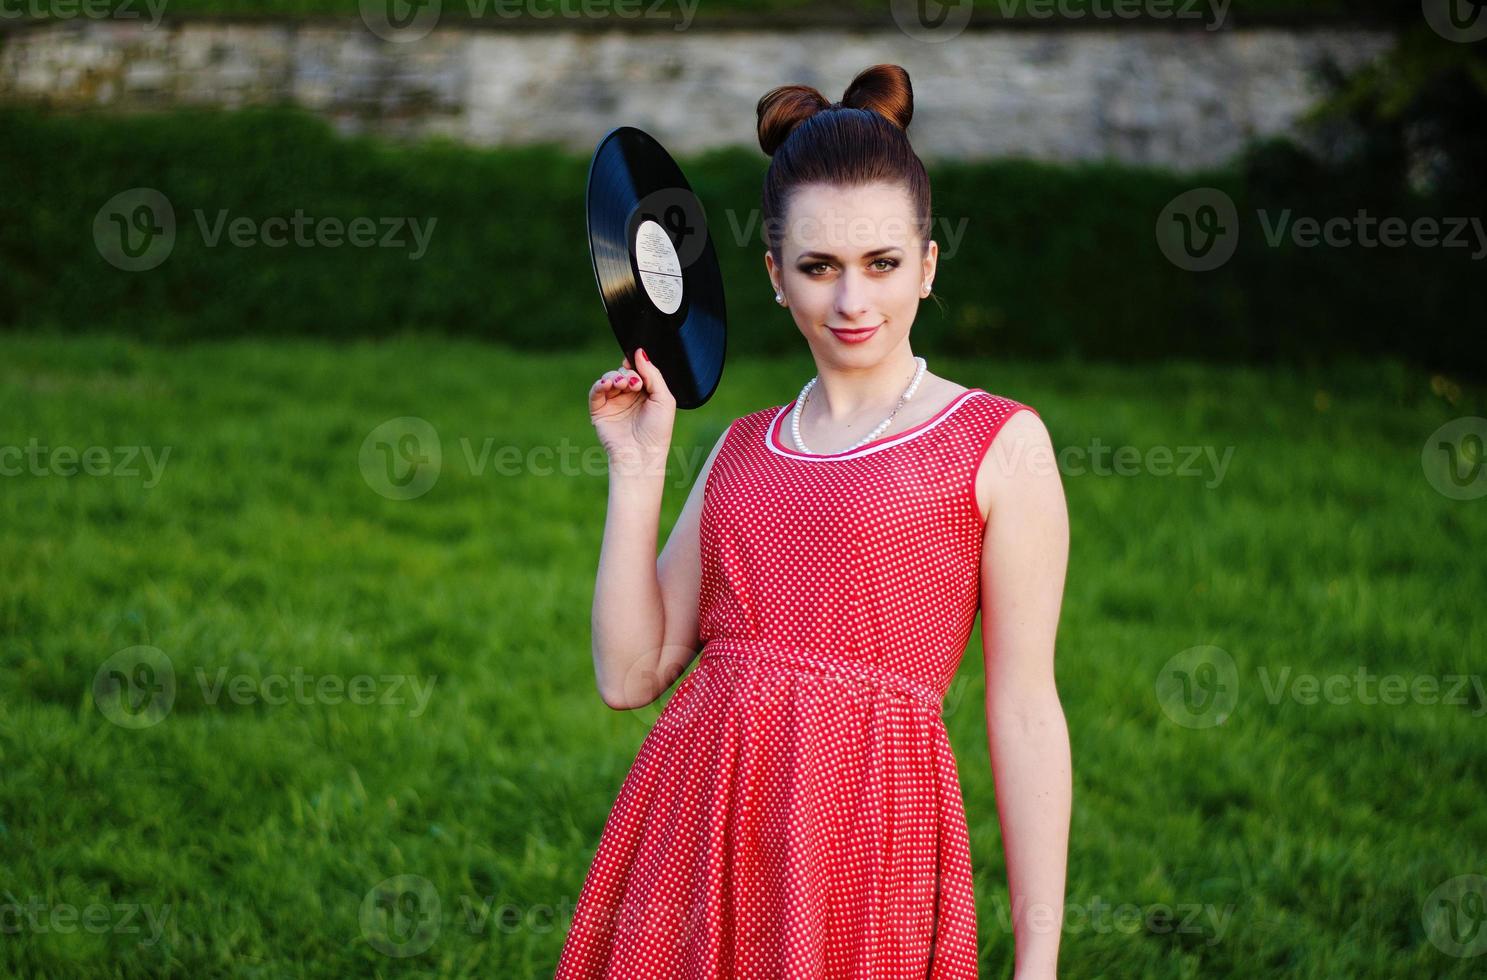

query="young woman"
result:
[561,64,1071,979]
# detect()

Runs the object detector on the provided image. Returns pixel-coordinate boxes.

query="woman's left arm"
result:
[977,409,1072,980]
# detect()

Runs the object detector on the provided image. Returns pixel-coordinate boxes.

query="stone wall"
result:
[0,18,1395,169]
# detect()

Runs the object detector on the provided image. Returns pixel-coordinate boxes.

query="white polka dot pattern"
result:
[557,389,1040,978]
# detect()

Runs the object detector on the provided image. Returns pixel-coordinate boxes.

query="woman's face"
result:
[765,181,937,363]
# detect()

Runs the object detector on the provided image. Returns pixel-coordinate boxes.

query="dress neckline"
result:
[765,387,987,461]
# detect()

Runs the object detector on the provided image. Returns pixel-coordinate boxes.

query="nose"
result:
[833,267,872,322]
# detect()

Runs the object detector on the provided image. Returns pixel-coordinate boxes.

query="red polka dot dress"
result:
[557,388,1039,978]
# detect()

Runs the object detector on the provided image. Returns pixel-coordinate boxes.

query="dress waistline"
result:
[699,637,944,711]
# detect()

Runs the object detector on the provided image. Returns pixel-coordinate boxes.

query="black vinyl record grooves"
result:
[586,126,727,410]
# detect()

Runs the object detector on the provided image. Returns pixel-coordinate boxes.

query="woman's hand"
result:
[588,346,676,478]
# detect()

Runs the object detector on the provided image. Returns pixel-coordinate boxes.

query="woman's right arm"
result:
[587,346,728,709]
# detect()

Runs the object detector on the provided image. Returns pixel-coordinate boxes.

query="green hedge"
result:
[0,105,1477,373]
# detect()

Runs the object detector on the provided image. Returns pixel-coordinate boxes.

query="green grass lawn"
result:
[1,332,1483,978]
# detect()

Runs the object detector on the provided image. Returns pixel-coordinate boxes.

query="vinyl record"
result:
[586,126,727,410]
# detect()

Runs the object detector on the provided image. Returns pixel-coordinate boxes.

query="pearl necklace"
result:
[791,356,928,455]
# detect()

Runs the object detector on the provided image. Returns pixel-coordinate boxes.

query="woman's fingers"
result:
[591,369,641,402]
[608,367,641,389]
[629,347,672,402]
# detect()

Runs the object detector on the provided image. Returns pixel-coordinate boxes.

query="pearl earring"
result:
[775,292,785,305]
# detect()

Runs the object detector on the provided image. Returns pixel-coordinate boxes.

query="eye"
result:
[870,258,899,272]
[799,262,833,276]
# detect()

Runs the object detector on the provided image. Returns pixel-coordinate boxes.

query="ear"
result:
[921,239,939,293]
[764,249,780,293]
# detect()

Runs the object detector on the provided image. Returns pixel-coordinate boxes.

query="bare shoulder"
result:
[915,373,972,425]
[972,402,1057,524]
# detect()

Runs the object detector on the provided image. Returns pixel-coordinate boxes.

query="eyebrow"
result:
[796,247,904,261]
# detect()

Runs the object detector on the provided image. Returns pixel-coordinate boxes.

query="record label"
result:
[586,125,727,409]
[634,218,683,315]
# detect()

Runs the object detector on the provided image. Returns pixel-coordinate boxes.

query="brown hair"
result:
[755,64,931,260]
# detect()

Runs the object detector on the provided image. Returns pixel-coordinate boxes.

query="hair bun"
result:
[756,64,914,157]
[756,84,830,157]
[841,64,913,132]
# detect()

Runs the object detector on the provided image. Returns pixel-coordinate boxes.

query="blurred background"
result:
[1,2,1484,977]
